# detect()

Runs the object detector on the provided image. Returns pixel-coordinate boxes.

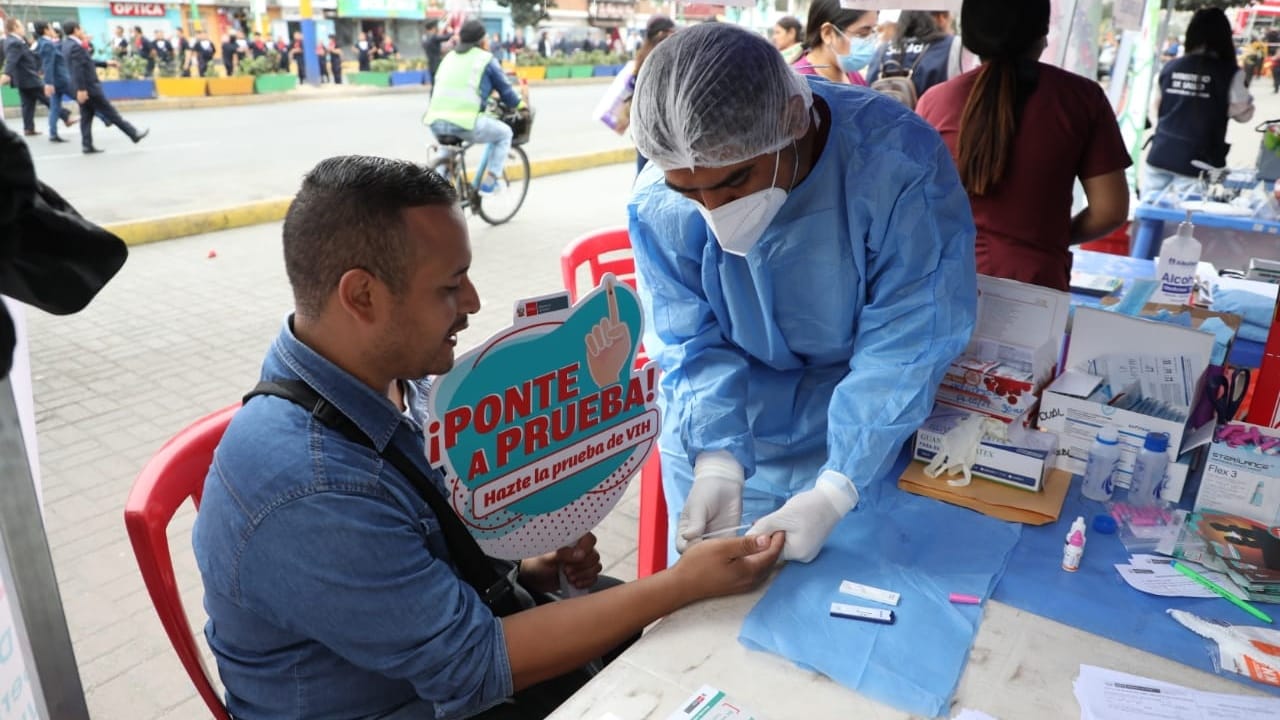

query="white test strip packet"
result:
[839,580,901,606]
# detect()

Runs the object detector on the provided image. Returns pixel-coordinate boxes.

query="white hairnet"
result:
[631,23,813,170]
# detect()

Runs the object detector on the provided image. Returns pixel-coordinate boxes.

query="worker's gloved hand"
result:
[749,471,859,563]
[676,450,745,553]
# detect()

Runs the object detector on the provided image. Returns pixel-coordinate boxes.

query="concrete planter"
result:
[592,64,623,77]
[389,70,426,86]
[101,79,156,100]
[545,66,571,79]
[254,73,298,93]
[1,86,19,107]
[350,71,391,87]
[514,66,546,81]
[155,77,208,97]
[568,65,594,78]
[206,76,255,95]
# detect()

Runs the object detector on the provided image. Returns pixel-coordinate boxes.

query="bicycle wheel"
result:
[476,145,531,226]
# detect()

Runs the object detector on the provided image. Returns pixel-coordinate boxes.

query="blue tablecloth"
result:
[992,474,1280,697]
[1070,248,1265,368]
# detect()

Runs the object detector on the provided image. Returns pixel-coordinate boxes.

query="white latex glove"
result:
[675,450,745,553]
[749,471,859,563]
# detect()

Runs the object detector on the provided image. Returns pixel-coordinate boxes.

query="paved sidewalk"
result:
[27,163,641,719]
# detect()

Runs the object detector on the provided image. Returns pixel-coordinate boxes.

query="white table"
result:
[547,581,1273,719]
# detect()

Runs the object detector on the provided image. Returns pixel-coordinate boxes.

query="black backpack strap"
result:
[244,379,520,614]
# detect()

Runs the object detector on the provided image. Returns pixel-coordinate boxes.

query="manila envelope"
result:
[898,460,1071,525]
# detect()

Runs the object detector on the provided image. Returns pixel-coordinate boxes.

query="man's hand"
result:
[519,534,602,593]
[76,90,88,104]
[44,84,54,97]
[671,532,785,602]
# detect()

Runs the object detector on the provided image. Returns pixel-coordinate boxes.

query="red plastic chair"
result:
[562,227,668,578]
[125,404,239,720]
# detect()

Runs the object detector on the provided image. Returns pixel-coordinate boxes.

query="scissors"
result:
[1206,368,1251,425]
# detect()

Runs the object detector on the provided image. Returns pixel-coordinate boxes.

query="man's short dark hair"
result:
[425,19,439,31]
[33,20,49,36]
[283,156,458,318]
[63,20,80,36]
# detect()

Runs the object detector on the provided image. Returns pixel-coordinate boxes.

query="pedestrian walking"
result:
[34,20,77,143]
[62,20,149,154]
[3,18,73,137]
[221,32,239,76]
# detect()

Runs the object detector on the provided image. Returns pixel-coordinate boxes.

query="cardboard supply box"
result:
[936,275,1069,423]
[1196,422,1280,527]
[914,405,1057,492]
[1039,307,1218,504]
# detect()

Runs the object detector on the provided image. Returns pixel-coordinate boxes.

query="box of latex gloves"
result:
[914,405,1058,492]
[1039,307,1218,503]
[935,275,1070,423]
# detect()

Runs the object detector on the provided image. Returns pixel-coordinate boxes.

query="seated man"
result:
[192,155,784,720]
[424,19,525,194]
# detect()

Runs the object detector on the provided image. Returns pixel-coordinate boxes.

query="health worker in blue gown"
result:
[627,23,978,564]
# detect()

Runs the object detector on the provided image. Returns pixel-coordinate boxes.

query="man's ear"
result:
[334,268,384,325]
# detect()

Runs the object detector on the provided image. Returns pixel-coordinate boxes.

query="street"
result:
[23,82,631,224]
[24,162,640,719]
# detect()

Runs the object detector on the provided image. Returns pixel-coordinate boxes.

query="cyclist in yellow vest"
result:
[425,20,527,193]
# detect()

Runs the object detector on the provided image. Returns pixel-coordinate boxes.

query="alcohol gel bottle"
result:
[1153,212,1202,305]
[1129,432,1171,508]
[1081,425,1120,502]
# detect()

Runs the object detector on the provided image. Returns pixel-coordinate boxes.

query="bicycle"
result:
[428,105,533,226]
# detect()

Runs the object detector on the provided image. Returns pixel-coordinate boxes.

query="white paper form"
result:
[952,710,998,720]
[1073,664,1280,719]
[1114,555,1249,599]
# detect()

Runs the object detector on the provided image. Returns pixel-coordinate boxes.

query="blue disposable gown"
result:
[627,79,978,550]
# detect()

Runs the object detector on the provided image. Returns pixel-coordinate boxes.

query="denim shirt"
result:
[192,320,512,720]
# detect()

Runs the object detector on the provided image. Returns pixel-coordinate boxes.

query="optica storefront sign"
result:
[336,0,425,18]
[110,2,167,16]
[426,276,659,559]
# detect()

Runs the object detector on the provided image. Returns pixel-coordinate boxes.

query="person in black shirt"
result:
[354,31,372,71]
[275,35,291,72]
[221,32,238,75]
[62,20,148,153]
[111,26,128,59]
[327,34,343,83]
[132,26,155,76]
[191,31,216,76]
[152,30,172,74]
[172,28,189,76]
[316,40,329,83]
[421,19,451,83]
[289,31,305,81]
[250,32,268,59]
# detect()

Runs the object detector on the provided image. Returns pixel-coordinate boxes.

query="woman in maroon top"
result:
[791,0,877,87]
[917,0,1130,291]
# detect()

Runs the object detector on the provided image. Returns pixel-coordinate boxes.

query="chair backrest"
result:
[560,227,638,302]
[561,227,649,369]
[124,403,239,720]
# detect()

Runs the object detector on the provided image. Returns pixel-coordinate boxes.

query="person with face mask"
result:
[628,23,977,564]
[792,0,878,85]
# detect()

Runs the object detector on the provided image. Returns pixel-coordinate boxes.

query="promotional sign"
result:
[426,276,659,559]
[110,2,167,16]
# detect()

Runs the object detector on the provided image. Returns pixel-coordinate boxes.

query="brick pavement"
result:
[25,163,640,718]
